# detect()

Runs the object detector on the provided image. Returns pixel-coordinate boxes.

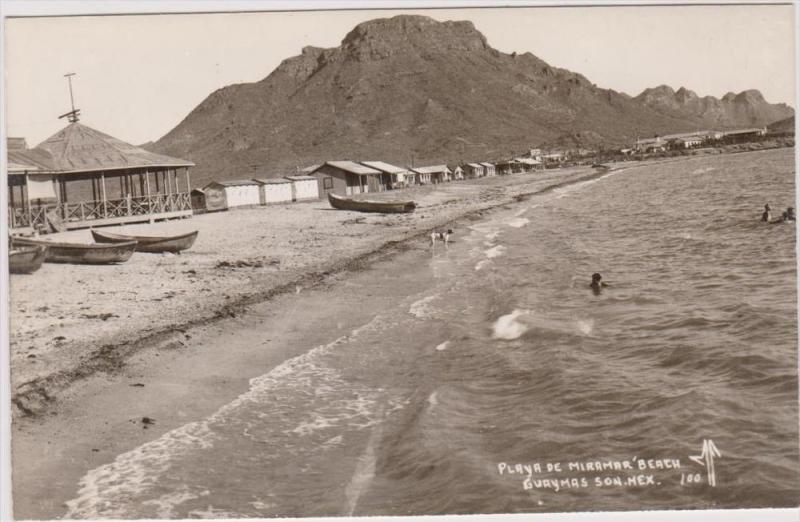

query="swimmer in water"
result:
[762,204,772,222]
[590,273,608,295]
[786,207,796,221]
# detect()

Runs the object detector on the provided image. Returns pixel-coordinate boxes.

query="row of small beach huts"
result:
[192,158,543,212]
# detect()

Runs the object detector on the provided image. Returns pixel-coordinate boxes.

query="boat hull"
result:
[9,245,47,274]
[91,229,198,253]
[328,192,416,214]
[11,237,137,264]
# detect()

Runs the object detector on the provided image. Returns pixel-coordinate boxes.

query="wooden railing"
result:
[9,192,192,230]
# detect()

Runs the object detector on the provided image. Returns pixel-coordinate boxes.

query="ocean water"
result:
[65,149,798,518]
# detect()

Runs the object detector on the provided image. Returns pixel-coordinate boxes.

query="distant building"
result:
[202,180,261,211]
[450,165,464,180]
[672,136,703,148]
[721,127,768,140]
[284,175,320,201]
[514,157,543,172]
[411,165,452,184]
[480,162,496,176]
[634,137,667,153]
[253,178,294,205]
[494,159,518,175]
[307,161,384,196]
[542,152,566,166]
[190,188,207,213]
[464,163,484,178]
[360,161,412,189]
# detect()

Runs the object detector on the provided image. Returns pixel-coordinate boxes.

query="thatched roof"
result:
[36,122,194,173]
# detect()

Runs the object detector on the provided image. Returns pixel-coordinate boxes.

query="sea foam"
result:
[485,245,506,259]
[492,310,529,340]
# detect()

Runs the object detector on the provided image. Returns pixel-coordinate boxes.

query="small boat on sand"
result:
[9,245,47,274]
[328,192,416,214]
[91,229,198,253]
[11,236,137,265]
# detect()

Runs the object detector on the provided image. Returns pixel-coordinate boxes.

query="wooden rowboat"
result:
[11,236,137,265]
[328,192,416,214]
[9,245,47,274]
[91,229,198,253]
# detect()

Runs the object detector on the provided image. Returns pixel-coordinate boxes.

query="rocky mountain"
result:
[150,15,793,185]
[634,85,793,129]
[767,115,795,134]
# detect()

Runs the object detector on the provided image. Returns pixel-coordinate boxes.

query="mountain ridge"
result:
[150,15,793,186]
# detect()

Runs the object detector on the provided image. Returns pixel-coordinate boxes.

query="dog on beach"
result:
[431,229,454,246]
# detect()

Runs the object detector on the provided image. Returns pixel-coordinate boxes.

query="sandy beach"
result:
[9,165,617,417]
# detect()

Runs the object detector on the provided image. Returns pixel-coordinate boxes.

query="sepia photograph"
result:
[1,1,798,520]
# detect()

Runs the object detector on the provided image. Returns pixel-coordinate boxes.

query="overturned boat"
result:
[328,192,416,214]
[11,236,137,265]
[91,229,198,253]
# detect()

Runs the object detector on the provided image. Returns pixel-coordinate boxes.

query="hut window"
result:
[323,177,334,189]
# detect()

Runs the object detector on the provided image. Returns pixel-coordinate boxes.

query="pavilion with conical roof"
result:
[7,122,195,233]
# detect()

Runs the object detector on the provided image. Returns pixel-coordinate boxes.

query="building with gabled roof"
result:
[480,162,496,176]
[464,163,484,179]
[360,161,411,189]
[307,161,385,196]
[411,165,452,184]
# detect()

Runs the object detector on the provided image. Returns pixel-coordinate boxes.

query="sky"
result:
[3,3,796,147]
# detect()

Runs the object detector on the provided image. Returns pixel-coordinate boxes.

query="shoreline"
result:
[9,164,632,417]
[9,149,792,519]
[11,164,639,518]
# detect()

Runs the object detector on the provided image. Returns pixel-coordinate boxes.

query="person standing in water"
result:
[762,204,772,222]
[590,273,609,295]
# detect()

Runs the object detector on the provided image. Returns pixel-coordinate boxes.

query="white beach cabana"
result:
[254,178,294,204]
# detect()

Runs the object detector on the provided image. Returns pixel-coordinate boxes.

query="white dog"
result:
[431,228,453,246]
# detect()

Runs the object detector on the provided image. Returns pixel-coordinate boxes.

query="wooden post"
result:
[186,167,191,192]
[101,173,107,217]
[92,178,97,202]
[25,184,32,228]
[145,170,151,196]
[60,178,67,219]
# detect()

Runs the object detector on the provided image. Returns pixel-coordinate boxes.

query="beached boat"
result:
[328,192,416,214]
[91,229,199,253]
[11,236,137,264]
[9,245,47,274]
